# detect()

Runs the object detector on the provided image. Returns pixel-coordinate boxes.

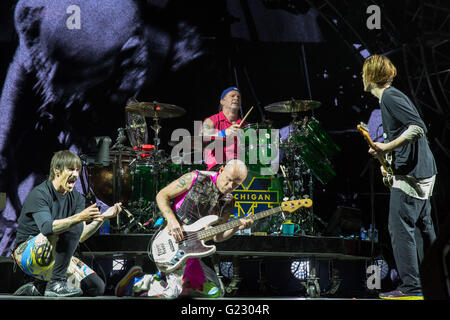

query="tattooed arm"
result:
[79,219,104,243]
[79,203,122,243]
[156,172,195,241]
[200,118,218,136]
[212,195,253,242]
[52,203,101,235]
[200,118,240,137]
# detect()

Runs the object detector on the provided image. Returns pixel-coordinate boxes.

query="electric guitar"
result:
[151,199,313,272]
[357,122,393,189]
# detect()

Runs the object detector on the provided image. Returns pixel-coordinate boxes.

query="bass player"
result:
[115,159,253,298]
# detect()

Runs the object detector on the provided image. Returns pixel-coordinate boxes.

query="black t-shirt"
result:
[15,180,86,246]
[380,86,437,178]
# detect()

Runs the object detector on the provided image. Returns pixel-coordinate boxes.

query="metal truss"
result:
[297,0,450,157]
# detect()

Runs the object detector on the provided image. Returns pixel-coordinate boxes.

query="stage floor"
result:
[0,295,379,300]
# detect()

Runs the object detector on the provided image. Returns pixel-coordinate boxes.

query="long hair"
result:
[48,150,82,181]
[362,55,397,88]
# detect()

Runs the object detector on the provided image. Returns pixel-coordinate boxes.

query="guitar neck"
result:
[198,207,282,240]
[358,125,390,169]
[370,145,390,169]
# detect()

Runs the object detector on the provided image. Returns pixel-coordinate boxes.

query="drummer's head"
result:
[216,159,247,194]
[49,150,82,194]
[219,87,241,112]
[362,55,397,92]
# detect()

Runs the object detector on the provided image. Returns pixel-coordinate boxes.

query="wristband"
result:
[218,129,226,138]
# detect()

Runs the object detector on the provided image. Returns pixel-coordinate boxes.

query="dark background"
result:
[0,0,449,293]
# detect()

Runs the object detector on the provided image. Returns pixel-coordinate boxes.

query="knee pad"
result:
[32,240,54,268]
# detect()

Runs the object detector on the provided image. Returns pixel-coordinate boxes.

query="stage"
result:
[1,0,449,302]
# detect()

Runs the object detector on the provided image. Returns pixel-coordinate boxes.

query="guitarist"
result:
[362,55,437,300]
[115,159,253,298]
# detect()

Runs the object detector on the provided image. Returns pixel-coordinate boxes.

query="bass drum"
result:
[88,151,135,207]
[231,165,283,220]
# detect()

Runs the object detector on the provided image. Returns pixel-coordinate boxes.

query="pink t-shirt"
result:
[202,111,248,170]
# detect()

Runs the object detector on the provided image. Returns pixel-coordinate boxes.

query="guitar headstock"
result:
[357,122,372,142]
[281,199,313,212]
[357,122,369,134]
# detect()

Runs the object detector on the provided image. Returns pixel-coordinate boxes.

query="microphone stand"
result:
[79,155,96,206]
[111,129,127,230]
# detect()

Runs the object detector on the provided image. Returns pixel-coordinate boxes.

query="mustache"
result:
[67,177,78,183]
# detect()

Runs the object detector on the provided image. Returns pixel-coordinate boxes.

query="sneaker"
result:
[114,266,143,297]
[44,280,83,297]
[13,282,44,296]
[379,290,424,300]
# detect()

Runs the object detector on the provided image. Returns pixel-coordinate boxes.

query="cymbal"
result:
[264,100,321,113]
[126,102,186,119]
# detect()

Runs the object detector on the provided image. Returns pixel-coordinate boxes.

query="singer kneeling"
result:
[114,159,252,298]
[12,150,122,297]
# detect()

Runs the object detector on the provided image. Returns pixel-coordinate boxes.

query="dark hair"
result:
[48,150,82,180]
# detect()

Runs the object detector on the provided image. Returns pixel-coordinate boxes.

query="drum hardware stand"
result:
[149,106,162,152]
[131,148,168,228]
[111,128,127,150]
[302,264,321,298]
[324,260,342,296]
[280,165,294,196]
[111,129,129,231]
[211,255,227,298]
[282,115,323,236]
[121,207,146,233]
[224,257,243,296]
[306,169,315,234]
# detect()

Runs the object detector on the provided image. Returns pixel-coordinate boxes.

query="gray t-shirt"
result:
[380,86,437,179]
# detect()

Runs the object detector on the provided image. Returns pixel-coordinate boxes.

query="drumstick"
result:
[238,106,254,128]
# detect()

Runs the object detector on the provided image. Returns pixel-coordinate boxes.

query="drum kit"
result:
[81,101,198,233]
[81,98,339,235]
[265,99,340,234]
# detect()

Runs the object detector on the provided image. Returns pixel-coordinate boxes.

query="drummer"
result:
[200,87,249,171]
